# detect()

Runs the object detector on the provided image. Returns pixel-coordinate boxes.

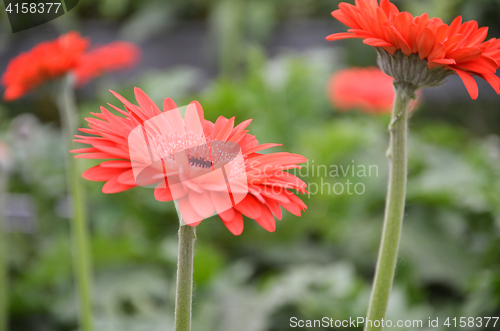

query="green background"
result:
[0,0,500,330]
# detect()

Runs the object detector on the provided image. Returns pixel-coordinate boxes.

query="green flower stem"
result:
[174,202,196,331]
[0,164,8,331]
[56,74,94,331]
[365,84,412,331]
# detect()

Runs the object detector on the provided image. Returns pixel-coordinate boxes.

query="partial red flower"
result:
[2,32,141,101]
[74,42,141,86]
[72,88,307,235]
[326,0,500,99]
[2,31,89,101]
[328,67,420,113]
[328,67,394,113]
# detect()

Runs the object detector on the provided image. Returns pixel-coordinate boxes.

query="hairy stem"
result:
[56,74,94,331]
[365,85,412,331]
[174,202,196,331]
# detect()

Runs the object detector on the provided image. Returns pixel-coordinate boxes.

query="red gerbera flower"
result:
[72,88,307,235]
[328,67,420,113]
[74,42,141,86]
[2,31,141,101]
[2,31,89,101]
[326,0,500,99]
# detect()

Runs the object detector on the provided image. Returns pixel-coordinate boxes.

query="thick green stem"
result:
[56,75,94,331]
[365,85,412,331]
[174,202,196,331]
[0,165,8,331]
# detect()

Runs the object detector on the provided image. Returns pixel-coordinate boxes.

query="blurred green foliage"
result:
[3,46,500,330]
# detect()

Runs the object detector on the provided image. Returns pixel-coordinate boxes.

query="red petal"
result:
[480,73,500,94]
[427,42,446,61]
[74,153,117,159]
[255,206,276,232]
[82,165,122,181]
[110,90,139,114]
[117,169,137,186]
[220,209,244,235]
[326,33,361,41]
[163,97,178,112]
[380,0,396,17]
[429,59,456,65]
[234,194,262,219]
[243,143,281,155]
[178,197,203,225]
[416,28,436,60]
[331,9,359,29]
[435,24,450,44]
[428,58,455,69]
[389,26,412,56]
[188,100,204,121]
[219,207,235,222]
[71,147,99,153]
[102,175,135,193]
[451,68,479,100]
[211,191,233,215]
[188,190,215,219]
[407,23,419,53]
[264,197,282,220]
[100,160,131,168]
[154,185,173,201]
[363,38,394,47]
[449,16,463,36]
[260,187,291,204]
[134,87,161,117]
[212,116,235,141]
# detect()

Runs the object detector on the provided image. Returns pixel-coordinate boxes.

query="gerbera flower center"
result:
[150,131,246,177]
[188,155,213,169]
